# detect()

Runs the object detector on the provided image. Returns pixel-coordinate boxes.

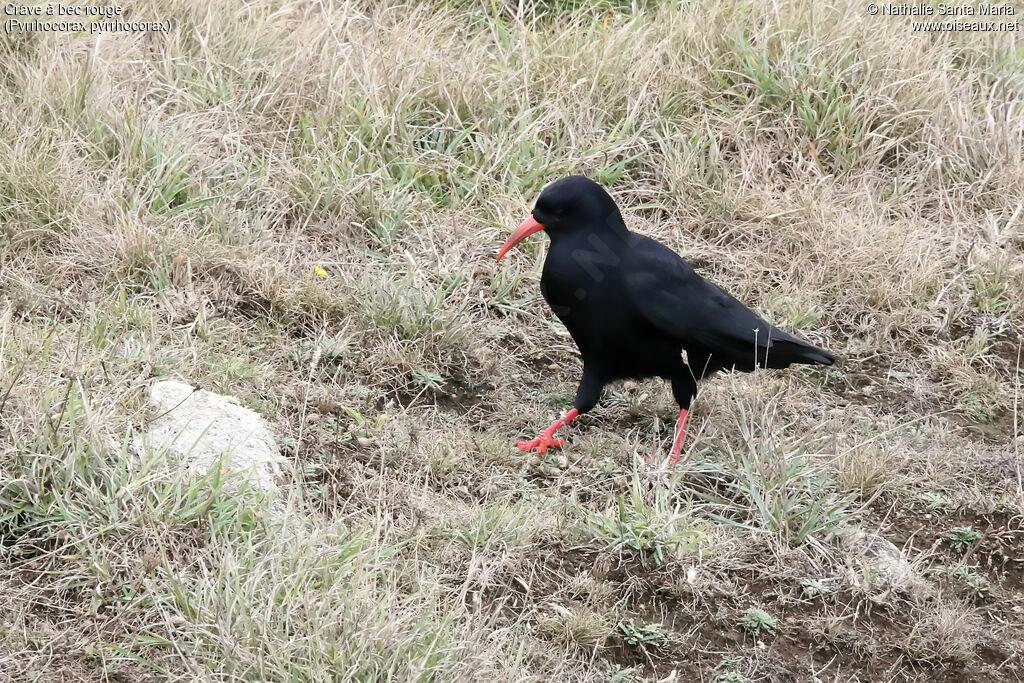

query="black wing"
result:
[623,236,834,369]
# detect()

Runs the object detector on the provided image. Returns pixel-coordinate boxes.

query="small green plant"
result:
[946,526,982,552]
[717,673,752,683]
[958,391,992,421]
[919,491,950,511]
[739,607,778,637]
[618,619,668,650]
[412,367,445,390]
[950,565,990,599]
[599,662,643,683]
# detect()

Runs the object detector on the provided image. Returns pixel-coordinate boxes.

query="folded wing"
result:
[623,237,835,371]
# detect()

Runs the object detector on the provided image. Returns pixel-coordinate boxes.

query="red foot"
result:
[669,408,690,461]
[516,434,565,453]
[517,408,578,454]
[643,409,691,465]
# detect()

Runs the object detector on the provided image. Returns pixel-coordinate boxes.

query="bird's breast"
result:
[540,250,620,323]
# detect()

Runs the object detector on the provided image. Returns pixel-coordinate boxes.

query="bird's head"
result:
[496,175,625,262]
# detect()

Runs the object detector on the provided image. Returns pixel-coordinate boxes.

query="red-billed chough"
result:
[496,175,836,462]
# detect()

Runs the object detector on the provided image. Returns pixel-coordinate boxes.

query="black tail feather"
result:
[763,336,836,369]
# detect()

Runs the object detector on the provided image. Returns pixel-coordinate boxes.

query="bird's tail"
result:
[761,329,836,369]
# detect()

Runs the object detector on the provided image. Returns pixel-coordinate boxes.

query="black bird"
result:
[496,176,836,461]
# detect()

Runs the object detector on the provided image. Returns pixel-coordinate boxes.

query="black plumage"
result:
[497,175,836,459]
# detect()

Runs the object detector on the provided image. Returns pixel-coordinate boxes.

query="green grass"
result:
[588,467,705,566]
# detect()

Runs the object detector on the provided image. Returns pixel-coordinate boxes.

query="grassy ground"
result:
[1,0,1023,680]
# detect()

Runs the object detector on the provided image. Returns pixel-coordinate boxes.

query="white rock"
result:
[140,380,285,494]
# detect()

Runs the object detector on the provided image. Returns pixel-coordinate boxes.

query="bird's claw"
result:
[516,434,565,453]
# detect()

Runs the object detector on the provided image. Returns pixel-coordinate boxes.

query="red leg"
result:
[667,409,690,464]
[517,408,579,453]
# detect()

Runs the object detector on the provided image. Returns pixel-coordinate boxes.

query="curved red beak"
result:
[496,215,545,262]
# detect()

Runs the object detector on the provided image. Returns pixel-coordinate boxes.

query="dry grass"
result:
[1,0,1023,680]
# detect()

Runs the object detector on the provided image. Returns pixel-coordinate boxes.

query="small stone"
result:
[138,380,286,495]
